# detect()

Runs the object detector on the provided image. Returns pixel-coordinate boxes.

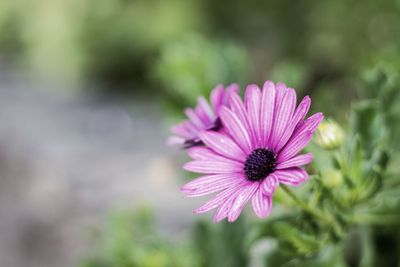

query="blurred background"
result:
[0,0,400,266]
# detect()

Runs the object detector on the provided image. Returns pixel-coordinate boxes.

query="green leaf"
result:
[272,223,323,255]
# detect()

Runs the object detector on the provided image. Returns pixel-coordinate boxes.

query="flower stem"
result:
[280,184,343,236]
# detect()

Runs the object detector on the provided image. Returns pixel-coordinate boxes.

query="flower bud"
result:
[316,119,344,150]
[322,169,343,188]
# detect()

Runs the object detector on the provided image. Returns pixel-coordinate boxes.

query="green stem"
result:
[280,184,343,236]
[280,185,324,219]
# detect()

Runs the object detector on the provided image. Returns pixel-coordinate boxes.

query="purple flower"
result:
[167,84,239,148]
[181,81,323,222]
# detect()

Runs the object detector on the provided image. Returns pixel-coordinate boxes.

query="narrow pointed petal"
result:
[295,112,324,135]
[185,108,204,129]
[171,122,195,139]
[185,177,243,197]
[224,83,240,102]
[229,92,251,135]
[214,200,231,223]
[277,131,313,163]
[199,131,246,161]
[195,106,211,126]
[252,189,272,218]
[214,187,242,223]
[261,173,279,195]
[260,81,276,146]
[194,182,248,213]
[274,168,309,186]
[275,82,288,105]
[245,85,262,147]
[166,136,185,146]
[228,183,259,222]
[188,147,225,161]
[197,96,214,120]
[276,153,313,169]
[278,113,323,162]
[270,89,297,150]
[181,174,242,192]
[183,160,243,174]
[220,106,252,154]
[275,96,311,151]
[183,121,199,137]
[210,85,225,113]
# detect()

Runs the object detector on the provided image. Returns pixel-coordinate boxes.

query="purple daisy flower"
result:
[181,81,324,222]
[167,84,239,148]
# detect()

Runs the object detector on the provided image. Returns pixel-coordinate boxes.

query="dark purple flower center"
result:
[244,148,276,181]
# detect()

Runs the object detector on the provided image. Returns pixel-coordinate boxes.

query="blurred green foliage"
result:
[79,208,200,267]
[193,219,248,267]
[0,0,204,85]
[1,0,399,97]
[154,34,249,106]
[79,209,250,267]
[154,34,249,122]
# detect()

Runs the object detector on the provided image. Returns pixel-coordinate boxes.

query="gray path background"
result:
[0,71,203,267]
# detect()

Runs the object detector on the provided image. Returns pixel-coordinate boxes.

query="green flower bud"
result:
[316,119,344,150]
[322,169,343,188]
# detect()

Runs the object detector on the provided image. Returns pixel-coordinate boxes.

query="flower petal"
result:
[220,106,253,154]
[277,130,313,163]
[199,131,246,161]
[196,96,215,123]
[188,147,223,160]
[210,84,225,113]
[214,200,231,223]
[252,188,272,218]
[228,183,259,222]
[275,96,311,152]
[260,81,276,146]
[184,176,243,197]
[194,182,248,213]
[261,173,279,195]
[214,186,243,223]
[245,84,262,147]
[295,112,324,136]
[183,159,243,174]
[166,136,185,146]
[276,153,313,169]
[224,83,240,103]
[274,168,309,186]
[228,92,251,135]
[278,113,323,162]
[275,82,288,105]
[270,88,296,150]
[185,108,204,129]
[181,174,242,192]
[171,121,195,139]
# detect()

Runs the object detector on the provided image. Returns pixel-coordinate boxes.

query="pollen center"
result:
[244,148,276,182]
